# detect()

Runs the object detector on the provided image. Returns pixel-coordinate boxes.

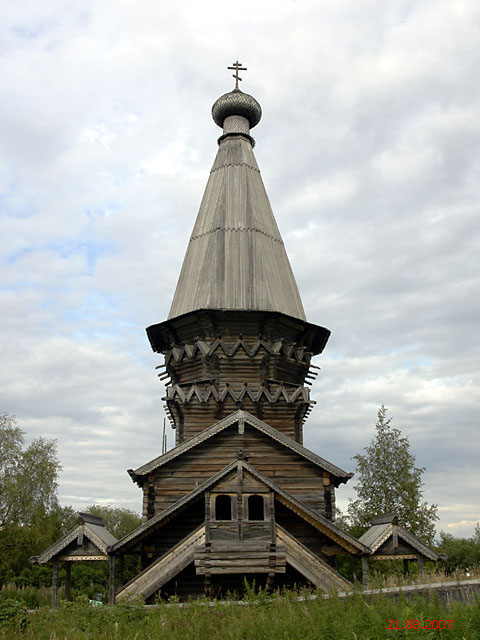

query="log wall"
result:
[140,424,329,520]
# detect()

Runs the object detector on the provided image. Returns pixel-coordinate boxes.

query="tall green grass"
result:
[1,589,479,640]
[366,564,480,590]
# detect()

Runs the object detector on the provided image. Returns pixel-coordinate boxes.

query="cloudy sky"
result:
[1,0,479,539]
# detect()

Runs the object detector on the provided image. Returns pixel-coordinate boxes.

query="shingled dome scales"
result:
[168,84,306,321]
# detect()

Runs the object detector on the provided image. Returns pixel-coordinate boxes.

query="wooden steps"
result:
[116,525,205,602]
[276,524,353,593]
[195,542,286,575]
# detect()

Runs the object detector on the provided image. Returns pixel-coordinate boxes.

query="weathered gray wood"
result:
[194,545,286,575]
[358,521,440,562]
[147,310,330,444]
[51,559,58,608]
[362,556,369,589]
[109,556,115,604]
[64,562,71,601]
[269,493,275,544]
[276,524,352,592]
[118,555,124,588]
[237,460,243,542]
[134,419,343,523]
[116,525,205,601]
[33,518,117,566]
[167,136,307,322]
[205,491,211,544]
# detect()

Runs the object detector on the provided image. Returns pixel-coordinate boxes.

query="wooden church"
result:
[108,64,371,601]
[32,64,443,604]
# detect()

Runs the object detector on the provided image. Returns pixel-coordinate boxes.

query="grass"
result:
[365,565,480,590]
[0,587,479,640]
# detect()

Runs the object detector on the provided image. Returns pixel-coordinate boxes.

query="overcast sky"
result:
[1,0,479,539]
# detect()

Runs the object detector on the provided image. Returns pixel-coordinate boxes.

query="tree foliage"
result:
[437,525,480,571]
[347,406,438,544]
[0,413,62,582]
[83,505,141,540]
[0,413,60,529]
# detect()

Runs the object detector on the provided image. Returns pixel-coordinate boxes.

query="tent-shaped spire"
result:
[168,85,306,321]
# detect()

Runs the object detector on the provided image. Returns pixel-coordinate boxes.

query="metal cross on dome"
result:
[228,61,247,89]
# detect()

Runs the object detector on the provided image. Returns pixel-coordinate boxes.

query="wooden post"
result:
[266,571,274,593]
[109,556,115,604]
[418,555,424,580]
[269,492,275,544]
[51,559,59,607]
[237,460,243,541]
[204,573,212,598]
[64,562,71,601]
[361,556,369,589]
[403,558,409,578]
[351,556,357,582]
[118,555,124,589]
[205,492,211,545]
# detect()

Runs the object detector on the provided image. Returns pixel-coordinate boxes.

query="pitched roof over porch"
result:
[30,513,117,565]
[359,514,441,562]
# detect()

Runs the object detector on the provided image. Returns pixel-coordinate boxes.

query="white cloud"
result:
[0,0,479,538]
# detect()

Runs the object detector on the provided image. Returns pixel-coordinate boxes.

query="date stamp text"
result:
[387,620,453,630]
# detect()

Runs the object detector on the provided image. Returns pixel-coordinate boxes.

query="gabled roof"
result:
[114,459,367,555]
[30,513,117,565]
[358,522,440,561]
[128,409,352,484]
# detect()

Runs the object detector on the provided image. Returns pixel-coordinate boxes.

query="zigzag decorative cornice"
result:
[189,227,284,246]
[210,161,260,174]
[164,337,310,365]
[164,382,311,405]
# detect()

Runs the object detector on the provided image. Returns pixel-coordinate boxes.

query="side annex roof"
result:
[30,513,117,565]
[358,520,440,561]
[128,409,352,484]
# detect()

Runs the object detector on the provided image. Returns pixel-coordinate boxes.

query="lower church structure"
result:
[33,64,441,604]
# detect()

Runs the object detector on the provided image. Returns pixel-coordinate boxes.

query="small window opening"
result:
[248,494,265,521]
[215,495,232,520]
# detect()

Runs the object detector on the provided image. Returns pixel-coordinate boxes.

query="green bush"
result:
[0,584,50,609]
[0,598,28,632]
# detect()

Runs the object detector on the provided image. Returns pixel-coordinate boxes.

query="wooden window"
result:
[247,494,264,521]
[215,495,232,521]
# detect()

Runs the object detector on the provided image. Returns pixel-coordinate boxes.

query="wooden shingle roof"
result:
[168,133,306,321]
[30,513,117,565]
[358,519,440,561]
